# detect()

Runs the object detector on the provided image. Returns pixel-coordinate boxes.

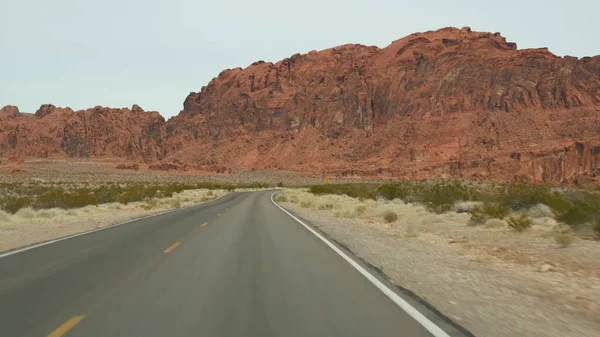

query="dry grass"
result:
[0,188,226,225]
[273,194,288,202]
[507,215,533,232]
[554,234,575,248]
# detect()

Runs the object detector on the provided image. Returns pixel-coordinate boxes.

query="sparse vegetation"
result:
[306,180,600,230]
[554,234,575,248]
[355,205,367,216]
[507,215,533,232]
[0,181,273,214]
[273,194,288,202]
[383,211,398,223]
[469,202,509,224]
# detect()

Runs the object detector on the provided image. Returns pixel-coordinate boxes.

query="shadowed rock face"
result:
[2,27,600,184]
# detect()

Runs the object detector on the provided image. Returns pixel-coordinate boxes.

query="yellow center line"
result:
[201,222,209,227]
[163,241,181,253]
[47,315,85,337]
[217,213,222,217]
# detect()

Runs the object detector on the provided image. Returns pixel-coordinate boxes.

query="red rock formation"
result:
[165,27,600,184]
[2,27,600,184]
[0,105,166,161]
[0,105,21,119]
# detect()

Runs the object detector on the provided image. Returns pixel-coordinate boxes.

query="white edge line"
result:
[270,192,451,337]
[0,193,232,259]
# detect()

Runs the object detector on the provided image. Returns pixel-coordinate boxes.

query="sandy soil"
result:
[0,189,228,253]
[278,190,600,337]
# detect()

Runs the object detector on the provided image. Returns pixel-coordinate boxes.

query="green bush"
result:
[469,202,509,224]
[501,184,570,213]
[0,182,236,214]
[556,206,593,226]
[421,180,474,214]
[1,196,34,214]
[507,215,533,232]
[377,183,415,201]
[383,211,398,223]
[594,219,600,238]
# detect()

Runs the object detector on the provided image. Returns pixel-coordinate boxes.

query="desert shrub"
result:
[594,219,600,238]
[277,182,284,188]
[300,201,313,208]
[507,215,533,232]
[421,180,474,213]
[355,205,367,216]
[383,211,398,223]
[556,206,593,226]
[469,202,509,224]
[273,194,288,202]
[308,184,377,200]
[501,184,570,213]
[143,198,159,210]
[1,196,34,214]
[551,192,600,227]
[0,182,232,214]
[554,234,575,248]
[377,183,415,201]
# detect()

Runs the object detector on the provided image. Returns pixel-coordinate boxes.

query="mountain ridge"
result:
[2,27,600,184]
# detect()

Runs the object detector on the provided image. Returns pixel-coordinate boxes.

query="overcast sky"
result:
[1,0,598,118]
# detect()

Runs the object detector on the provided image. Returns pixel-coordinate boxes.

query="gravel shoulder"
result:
[279,194,600,337]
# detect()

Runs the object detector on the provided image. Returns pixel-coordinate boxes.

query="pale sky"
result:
[1,0,598,118]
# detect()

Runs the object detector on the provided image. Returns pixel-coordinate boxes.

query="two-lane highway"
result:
[0,191,456,337]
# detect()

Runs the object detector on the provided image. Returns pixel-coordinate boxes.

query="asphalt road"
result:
[0,190,452,337]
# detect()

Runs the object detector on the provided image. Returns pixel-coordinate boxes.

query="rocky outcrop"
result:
[0,105,21,119]
[0,105,166,161]
[2,27,600,185]
[35,104,57,117]
[165,27,600,184]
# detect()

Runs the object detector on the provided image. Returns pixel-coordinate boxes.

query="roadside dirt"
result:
[279,192,600,337]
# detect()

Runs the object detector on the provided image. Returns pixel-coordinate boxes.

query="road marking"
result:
[201,222,209,227]
[217,213,222,217]
[163,241,181,253]
[270,193,451,337]
[47,315,85,337]
[0,194,233,259]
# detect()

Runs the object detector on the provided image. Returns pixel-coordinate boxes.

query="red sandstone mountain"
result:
[2,27,600,184]
[0,104,165,160]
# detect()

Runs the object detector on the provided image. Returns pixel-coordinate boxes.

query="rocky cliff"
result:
[0,104,165,160]
[2,27,600,184]
[166,27,600,184]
